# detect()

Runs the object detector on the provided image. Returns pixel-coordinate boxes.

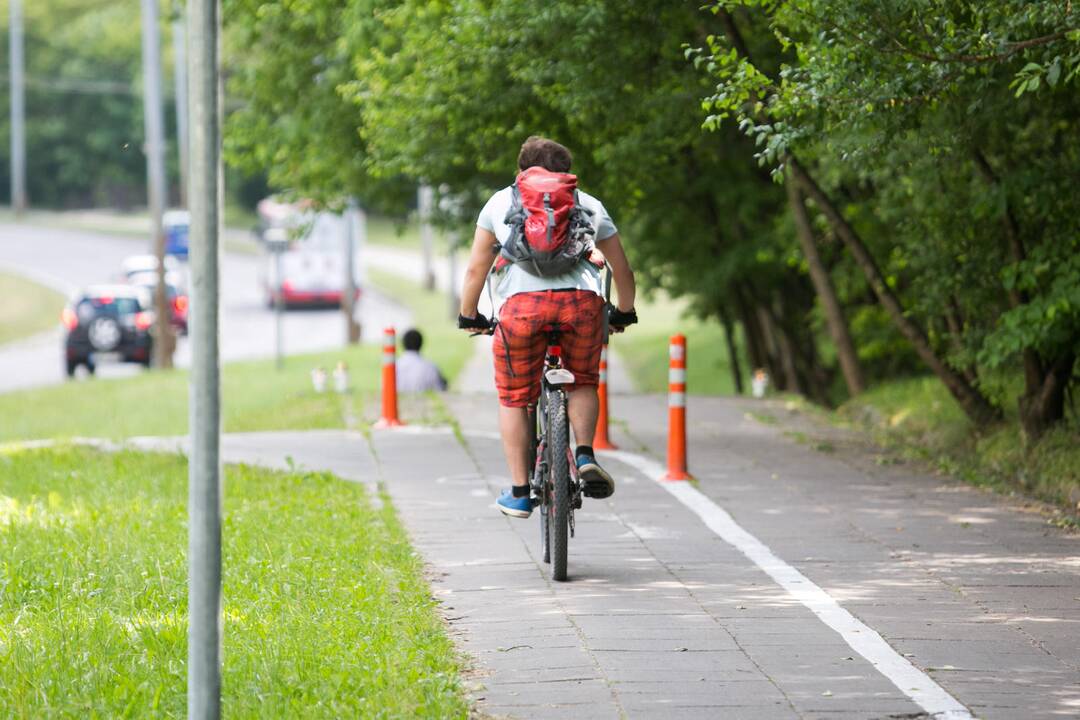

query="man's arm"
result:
[460,226,499,319]
[595,232,635,312]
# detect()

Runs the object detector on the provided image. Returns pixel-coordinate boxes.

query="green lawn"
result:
[615,292,743,395]
[0,272,471,443]
[837,376,1080,517]
[0,446,468,717]
[366,214,422,248]
[0,271,66,345]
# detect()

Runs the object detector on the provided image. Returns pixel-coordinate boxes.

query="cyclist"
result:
[458,136,638,518]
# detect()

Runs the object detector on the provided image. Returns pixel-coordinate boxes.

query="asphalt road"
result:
[0,221,412,393]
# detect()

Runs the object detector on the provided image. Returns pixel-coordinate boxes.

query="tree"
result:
[696,0,1080,435]
[0,0,186,208]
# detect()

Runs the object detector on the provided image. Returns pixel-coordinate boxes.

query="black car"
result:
[62,285,154,377]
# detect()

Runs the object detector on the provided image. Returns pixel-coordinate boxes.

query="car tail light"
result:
[61,307,78,330]
[134,311,153,331]
[281,280,294,292]
[173,295,189,314]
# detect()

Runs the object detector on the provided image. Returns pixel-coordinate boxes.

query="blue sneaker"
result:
[576,455,615,499]
[497,488,533,518]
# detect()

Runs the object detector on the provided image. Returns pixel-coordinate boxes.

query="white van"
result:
[260,209,361,309]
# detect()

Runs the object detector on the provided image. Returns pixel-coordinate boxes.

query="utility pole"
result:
[447,231,460,320]
[172,4,189,208]
[342,200,362,344]
[187,0,222,717]
[418,184,436,290]
[142,0,175,368]
[9,0,27,213]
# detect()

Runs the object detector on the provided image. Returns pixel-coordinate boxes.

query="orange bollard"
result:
[593,343,617,450]
[664,334,690,480]
[375,326,404,428]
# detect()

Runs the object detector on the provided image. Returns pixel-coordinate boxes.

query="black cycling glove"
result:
[608,306,638,330]
[458,312,493,332]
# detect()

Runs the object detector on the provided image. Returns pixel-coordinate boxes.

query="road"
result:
[0,221,411,393]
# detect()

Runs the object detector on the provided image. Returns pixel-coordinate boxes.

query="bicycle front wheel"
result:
[529,406,549,565]
[546,388,570,582]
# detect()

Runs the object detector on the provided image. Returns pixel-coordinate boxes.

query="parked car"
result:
[127,270,189,335]
[258,209,360,309]
[62,285,154,377]
[120,253,181,279]
[164,209,191,258]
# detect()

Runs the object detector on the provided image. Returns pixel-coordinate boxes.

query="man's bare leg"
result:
[498,404,531,488]
[568,385,615,498]
[567,386,599,446]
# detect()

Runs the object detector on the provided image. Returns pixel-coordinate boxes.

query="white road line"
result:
[600,448,973,720]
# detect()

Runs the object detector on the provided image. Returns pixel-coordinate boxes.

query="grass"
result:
[615,292,743,395]
[366,215,422,248]
[0,271,472,443]
[0,446,468,717]
[836,376,1080,517]
[0,271,67,345]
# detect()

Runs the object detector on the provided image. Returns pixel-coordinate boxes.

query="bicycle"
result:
[464,269,633,582]
[528,325,581,581]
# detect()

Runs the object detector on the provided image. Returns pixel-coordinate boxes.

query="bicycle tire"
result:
[547,388,570,581]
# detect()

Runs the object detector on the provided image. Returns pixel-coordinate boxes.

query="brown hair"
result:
[517,136,573,173]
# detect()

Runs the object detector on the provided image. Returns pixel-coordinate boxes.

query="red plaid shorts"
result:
[493,290,605,407]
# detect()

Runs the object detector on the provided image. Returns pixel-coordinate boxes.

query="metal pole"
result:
[142,0,174,368]
[9,0,27,213]
[418,184,436,290]
[186,0,222,717]
[447,231,460,320]
[274,246,284,369]
[172,6,189,208]
[343,200,360,344]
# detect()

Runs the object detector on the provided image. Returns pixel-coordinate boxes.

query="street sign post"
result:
[187,1,223,718]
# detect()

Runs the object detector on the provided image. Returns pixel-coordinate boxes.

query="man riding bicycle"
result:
[458,136,638,518]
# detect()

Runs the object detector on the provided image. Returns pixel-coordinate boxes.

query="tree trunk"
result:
[716,9,997,424]
[971,149,1055,437]
[758,304,800,393]
[787,155,1000,426]
[718,308,745,394]
[786,174,865,397]
[735,285,766,372]
[1019,354,1075,442]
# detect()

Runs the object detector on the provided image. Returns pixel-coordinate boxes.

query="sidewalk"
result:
[131,393,1080,719]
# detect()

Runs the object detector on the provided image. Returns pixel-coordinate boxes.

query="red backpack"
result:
[496,167,596,277]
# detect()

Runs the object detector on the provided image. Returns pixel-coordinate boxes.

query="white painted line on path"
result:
[600,448,972,720]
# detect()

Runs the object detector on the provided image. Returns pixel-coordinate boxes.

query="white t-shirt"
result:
[477,185,618,304]
[396,351,447,393]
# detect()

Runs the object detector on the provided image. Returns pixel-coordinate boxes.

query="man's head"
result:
[517,136,573,173]
[402,328,423,352]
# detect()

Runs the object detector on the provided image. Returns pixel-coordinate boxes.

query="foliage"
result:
[223,0,413,212]
[695,0,1080,426]
[0,446,468,716]
[0,0,177,207]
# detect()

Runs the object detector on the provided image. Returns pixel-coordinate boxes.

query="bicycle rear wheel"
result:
[546,388,570,581]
